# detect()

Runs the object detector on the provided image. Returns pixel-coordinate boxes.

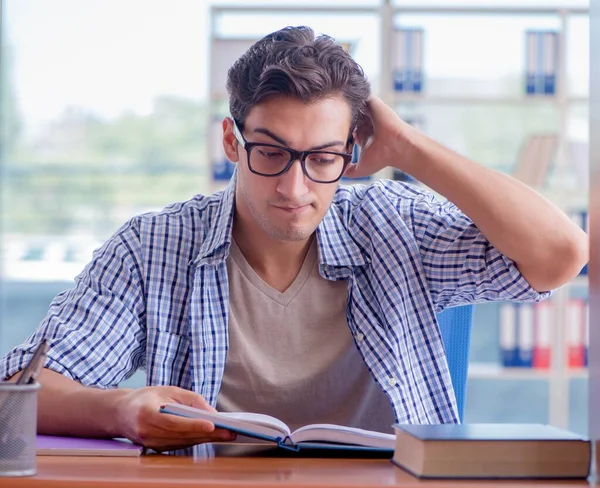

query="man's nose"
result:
[276,158,309,199]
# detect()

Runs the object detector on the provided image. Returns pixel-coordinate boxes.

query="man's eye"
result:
[259,149,284,159]
[309,154,336,164]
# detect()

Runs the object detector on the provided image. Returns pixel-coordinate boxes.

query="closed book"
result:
[36,435,143,457]
[391,423,590,479]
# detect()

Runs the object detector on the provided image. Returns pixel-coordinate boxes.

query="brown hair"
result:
[226,26,370,131]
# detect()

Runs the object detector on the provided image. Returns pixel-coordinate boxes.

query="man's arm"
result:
[8,368,235,451]
[346,97,588,292]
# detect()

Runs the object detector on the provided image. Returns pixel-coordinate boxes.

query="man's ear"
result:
[222,117,240,163]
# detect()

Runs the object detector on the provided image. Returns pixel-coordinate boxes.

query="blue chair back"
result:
[435,304,474,422]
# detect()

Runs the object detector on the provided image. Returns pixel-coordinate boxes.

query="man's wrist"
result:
[66,386,133,438]
[390,121,422,175]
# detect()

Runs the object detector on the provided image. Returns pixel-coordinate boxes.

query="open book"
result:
[160,403,395,452]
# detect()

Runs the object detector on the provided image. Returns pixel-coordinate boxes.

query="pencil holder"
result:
[0,382,40,477]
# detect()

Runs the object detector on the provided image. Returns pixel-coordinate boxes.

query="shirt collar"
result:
[191,173,369,269]
[316,202,371,268]
[190,173,236,267]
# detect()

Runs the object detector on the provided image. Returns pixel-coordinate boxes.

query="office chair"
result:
[436,304,475,422]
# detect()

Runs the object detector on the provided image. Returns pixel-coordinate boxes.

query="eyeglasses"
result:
[232,120,353,184]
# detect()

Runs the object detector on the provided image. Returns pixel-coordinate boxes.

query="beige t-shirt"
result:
[216,238,396,434]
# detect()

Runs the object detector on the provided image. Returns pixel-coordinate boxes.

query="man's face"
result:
[225,95,353,243]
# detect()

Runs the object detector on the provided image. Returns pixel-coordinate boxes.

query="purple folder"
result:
[36,435,143,457]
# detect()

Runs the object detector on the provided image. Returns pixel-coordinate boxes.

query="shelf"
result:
[392,93,588,105]
[568,275,588,288]
[468,363,549,379]
[391,5,588,15]
[468,363,588,380]
[212,5,379,14]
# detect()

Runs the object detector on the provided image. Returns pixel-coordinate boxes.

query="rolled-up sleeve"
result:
[407,192,552,312]
[0,218,147,387]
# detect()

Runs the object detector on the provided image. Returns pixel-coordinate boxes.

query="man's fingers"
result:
[142,431,237,451]
[365,95,394,122]
[148,411,216,434]
[147,423,235,440]
[168,387,217,412]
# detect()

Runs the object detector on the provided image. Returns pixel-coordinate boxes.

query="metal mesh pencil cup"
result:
[0,382,39,477]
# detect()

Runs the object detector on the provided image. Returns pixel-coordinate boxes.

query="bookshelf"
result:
[208,2,589,432]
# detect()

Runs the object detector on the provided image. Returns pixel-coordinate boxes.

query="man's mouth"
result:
[274,204,312,214]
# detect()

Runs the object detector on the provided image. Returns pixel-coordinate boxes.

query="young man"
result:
[1,26,587,452]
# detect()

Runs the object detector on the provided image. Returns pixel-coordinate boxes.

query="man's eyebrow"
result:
[252,127,346,151]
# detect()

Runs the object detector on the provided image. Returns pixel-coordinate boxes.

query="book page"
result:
[290,424,395,449]
[160,404,291,439]
[216,411,291,436]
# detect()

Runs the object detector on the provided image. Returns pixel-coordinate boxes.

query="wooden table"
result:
[1,454,591,488]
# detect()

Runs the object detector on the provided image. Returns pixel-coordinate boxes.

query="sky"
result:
[2,0,589,133]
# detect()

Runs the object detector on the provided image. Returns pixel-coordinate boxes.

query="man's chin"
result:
[267,224,316,242]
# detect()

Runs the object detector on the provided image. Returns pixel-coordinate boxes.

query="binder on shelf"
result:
[584,299,589,367]
[566,298,585,369]
[211,118,235,182]
[392,27,424,93]
[570,210,588,276]
[524,30,558,96]
[499,303,518,367]
[392,28,406,91]
[517,304,534,368]
[543,31,558,95]
[341,145,371,184]
[533,301,553,370]
[525,31,537,94]
[410,28,423,92]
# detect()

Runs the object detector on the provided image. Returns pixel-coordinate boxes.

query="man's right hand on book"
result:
[115,386,237,451]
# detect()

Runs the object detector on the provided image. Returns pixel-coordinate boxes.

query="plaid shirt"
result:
[1,178,549,424]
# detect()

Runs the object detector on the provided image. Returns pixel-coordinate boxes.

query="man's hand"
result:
[344,96,415,179]
[115,386,236,451]
[342,96,587,292]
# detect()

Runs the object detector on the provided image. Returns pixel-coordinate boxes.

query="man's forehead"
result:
[245,95,351,120]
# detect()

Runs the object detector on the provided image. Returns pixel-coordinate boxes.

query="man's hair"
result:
[226,26,371,131]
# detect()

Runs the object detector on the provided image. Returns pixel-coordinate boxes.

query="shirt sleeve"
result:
[0,219,147,387]
[404,190,552,313]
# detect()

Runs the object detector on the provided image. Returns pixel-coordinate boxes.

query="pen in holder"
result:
[0,339,47,477]
[0,381,40,477]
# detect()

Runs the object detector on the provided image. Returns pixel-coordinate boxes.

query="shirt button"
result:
[355,333,364,342]
[388,377,398,387]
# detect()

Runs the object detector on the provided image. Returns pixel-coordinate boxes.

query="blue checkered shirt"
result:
[1,178,549,423]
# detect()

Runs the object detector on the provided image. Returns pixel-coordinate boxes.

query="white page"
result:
[290,423,395,449]
[161,404,291,439]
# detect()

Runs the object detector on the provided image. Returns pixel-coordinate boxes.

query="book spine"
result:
[517,303,534,368]
[566,298,585,369]
[211,117,234,181]
[584,299,589,367]
[533,301,552,369]
[570,210,588,276]
[499,302,518,367]
[543,31,557,95]
[535,31,545,94]
[525,31,537,94]
[393,28,406,91]
[278,436,300,452]
[341,145,371,183]
[411,29,423,92]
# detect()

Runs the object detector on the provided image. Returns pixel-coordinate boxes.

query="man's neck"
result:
[232,222,315,293]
